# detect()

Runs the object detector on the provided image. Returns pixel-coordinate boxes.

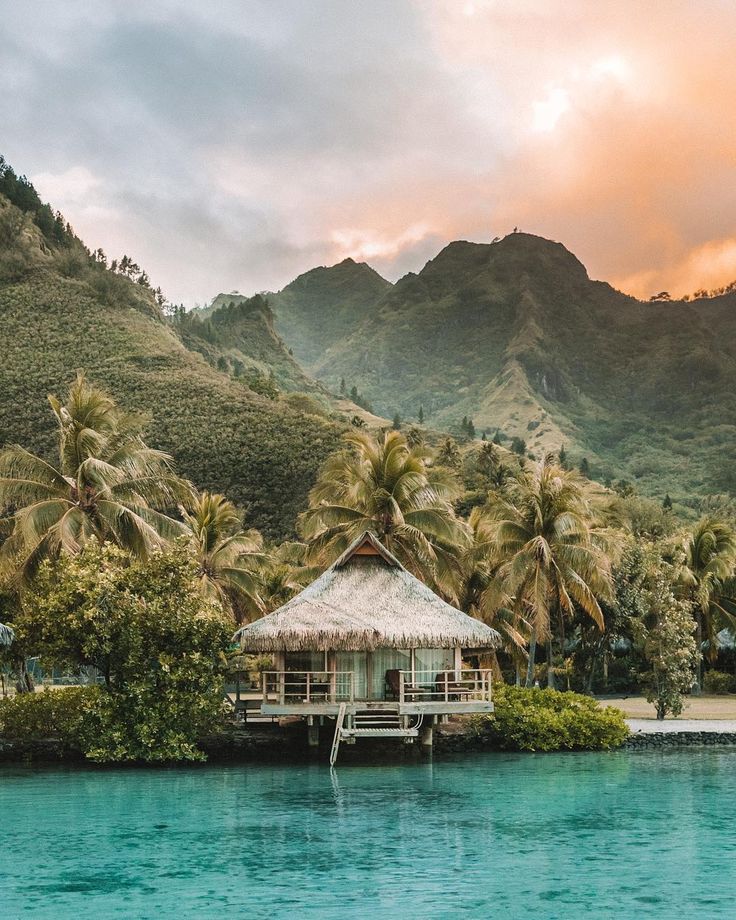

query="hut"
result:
[234,532,499,761]
[0,622,13,647]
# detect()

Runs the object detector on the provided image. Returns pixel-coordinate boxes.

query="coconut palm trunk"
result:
[15,657,34,694]
[525,629,537,687]
[546,639,555,689]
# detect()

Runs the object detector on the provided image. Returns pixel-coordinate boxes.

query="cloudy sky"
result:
[3,0,736,305]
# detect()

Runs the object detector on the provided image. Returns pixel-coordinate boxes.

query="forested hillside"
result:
[0,164,343,539]
[175,294,324,397]
[256,233,736,503]
[268,258,392,367]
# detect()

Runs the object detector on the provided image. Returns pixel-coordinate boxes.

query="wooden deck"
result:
[256,668,494,718]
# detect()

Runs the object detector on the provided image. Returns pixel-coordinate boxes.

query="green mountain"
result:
[262,233,736,502]
[0,170,343,539]
[268,258,392,367]
[197,292,391,426]
[177,293,324,396]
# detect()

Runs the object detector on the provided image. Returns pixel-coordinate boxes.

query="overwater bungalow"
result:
[234,532,499,763]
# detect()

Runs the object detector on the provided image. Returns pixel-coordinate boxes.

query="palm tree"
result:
[677,516,736,689]
[0,373,194,585]
[298,429,467,599]
[258,542,317,612]
[181,491,268,623]
[479,454,614,687]
[459,507,530,681]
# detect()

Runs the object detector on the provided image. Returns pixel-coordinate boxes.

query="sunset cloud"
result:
[1,1,735,302]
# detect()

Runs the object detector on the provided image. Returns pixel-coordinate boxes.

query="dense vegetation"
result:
[2,383,736,759]
[254,233,736,506]
[473,685,628,751]
[5,544,231,762]
[174,294,327,399]
[0,168,343,540]
[267,258,391,368]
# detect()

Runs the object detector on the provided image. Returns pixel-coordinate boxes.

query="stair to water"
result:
[346,711,418,737]
[331,708,420,765]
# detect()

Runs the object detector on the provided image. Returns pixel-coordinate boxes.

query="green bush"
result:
[0,686,99,750]
[472,685,628,752]
[14,544,232,763]
[703,670,736,694]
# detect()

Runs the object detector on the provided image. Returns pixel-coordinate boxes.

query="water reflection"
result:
[1,751,735,918]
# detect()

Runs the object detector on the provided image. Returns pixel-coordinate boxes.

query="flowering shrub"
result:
[703,670,736,695]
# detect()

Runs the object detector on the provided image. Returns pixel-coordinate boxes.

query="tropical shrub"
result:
[14,542,232,762]
[630,556,698,719]
[0,686,99,750]
[703,670,736,694]
[473,685,628,751]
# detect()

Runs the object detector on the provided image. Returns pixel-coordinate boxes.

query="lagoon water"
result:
[2,750,735,919]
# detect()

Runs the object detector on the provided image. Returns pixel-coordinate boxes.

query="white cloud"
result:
[531,87,571,133]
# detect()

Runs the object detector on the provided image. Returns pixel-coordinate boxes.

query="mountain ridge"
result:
[210,231,736,502]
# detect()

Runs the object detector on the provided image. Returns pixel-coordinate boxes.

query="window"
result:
[284,651,325,672]
[414,648,455,684]
[336,651,367,699]
[371,648,411,700]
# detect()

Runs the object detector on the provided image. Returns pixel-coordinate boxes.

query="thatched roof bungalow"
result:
[236,532,498,653]
[235,533,498,747]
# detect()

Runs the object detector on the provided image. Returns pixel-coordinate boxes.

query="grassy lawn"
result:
[598,695,736,720]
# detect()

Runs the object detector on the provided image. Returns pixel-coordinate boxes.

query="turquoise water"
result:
[2,751,736,919]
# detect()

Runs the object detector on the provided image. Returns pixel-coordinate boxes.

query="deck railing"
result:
[261,671,355,704]
[259,668,492,706]
[398,669,493,703]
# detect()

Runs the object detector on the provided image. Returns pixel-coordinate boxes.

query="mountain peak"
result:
[282,257,390,296]
[493,232,590,280]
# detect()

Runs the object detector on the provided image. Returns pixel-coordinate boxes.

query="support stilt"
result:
[419,720,434,755]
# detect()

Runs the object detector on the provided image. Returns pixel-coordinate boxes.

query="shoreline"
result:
[5,717,736,765]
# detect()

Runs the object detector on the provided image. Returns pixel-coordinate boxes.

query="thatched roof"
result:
[235,532,500,652]
[0,622,14,647]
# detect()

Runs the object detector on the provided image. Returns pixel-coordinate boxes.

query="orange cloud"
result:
[16,2,736,302]
[357,0,736,298]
